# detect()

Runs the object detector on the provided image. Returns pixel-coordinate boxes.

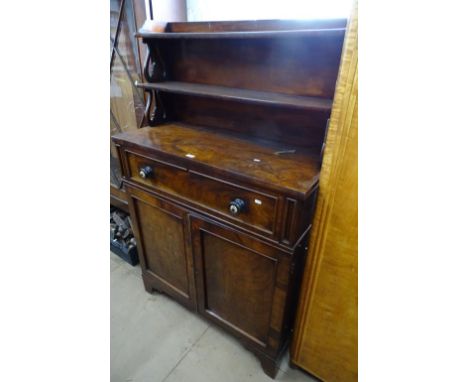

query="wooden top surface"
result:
[139,18,347,38]
[166,18,347,33]
[137,28,346,40]
[113,123,321,199]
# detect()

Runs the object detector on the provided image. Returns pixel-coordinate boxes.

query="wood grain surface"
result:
[136,81,333,111]
[113,123,321,199]
[150,32,344,98]
[290,2,358,381]
[112,18,346,379]
[166,19,347,33]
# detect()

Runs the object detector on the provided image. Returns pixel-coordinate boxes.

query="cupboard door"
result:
[190,216,290,355]
[127,186,196,310]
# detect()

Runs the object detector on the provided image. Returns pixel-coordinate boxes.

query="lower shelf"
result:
[135,81,333,112]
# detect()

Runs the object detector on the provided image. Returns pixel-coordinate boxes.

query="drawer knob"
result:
[229,198,246,215]
[139,166,152,179]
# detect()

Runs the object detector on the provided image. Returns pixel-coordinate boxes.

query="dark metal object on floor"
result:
[110,207,139,266]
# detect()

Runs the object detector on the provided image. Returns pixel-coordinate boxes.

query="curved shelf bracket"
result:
[143,43,166,82]
[144,88,166,126]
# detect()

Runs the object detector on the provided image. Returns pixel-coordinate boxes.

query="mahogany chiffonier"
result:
[112,18,345,379]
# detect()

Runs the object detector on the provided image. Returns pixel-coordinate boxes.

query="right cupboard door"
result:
[190,216,291,356]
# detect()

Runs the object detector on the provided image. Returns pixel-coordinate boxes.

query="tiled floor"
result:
[111,252,318,382]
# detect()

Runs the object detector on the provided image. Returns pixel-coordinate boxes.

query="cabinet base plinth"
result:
[142,273,163,295]
[258,354,280,379]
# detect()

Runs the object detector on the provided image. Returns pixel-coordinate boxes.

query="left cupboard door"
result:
[126,185,197,311]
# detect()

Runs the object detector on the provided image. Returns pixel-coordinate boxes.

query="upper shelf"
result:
[135,81,333,112]
[136,28,346,40]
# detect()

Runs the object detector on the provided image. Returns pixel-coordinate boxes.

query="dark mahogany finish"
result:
[112,19,345,379]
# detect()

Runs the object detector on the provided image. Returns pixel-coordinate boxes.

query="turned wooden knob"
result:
[229,198,246,215]
[139,166,152,179]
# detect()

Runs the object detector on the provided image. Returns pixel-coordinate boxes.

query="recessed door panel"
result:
[135,200,189,295]
[202,232,276,344]
[191,217,285,349]
[127,186,196,308]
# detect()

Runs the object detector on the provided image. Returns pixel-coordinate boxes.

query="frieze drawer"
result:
[124,150,280,236]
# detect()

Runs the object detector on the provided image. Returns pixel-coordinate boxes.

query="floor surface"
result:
[111,252,318,382]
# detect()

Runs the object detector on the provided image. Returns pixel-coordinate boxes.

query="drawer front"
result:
[124,150,279,235]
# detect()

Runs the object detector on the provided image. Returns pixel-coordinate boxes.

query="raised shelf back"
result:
[139,19,346,155]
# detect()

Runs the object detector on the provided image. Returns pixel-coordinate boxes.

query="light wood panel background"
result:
[290,1,358,381]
